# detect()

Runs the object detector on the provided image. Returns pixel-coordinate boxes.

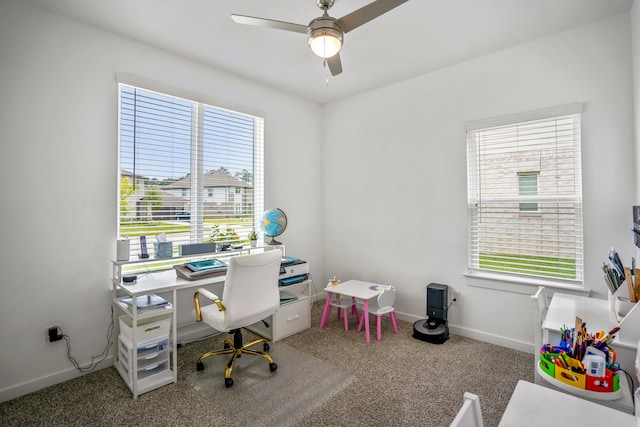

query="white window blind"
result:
[466,106,583,283]
[118,84,264,256]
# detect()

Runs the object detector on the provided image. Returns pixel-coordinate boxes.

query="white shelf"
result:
[112,245,284,279]
[114,298,174,320]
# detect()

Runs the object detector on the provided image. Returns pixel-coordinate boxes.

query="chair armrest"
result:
[194,288,226,322]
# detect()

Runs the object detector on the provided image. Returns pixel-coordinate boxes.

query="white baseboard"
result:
[0,356,113,403]
[2,302,534,403]
[310,292,534,354]
[1,323,214,403]
[396,311,533,354]
[176,321,219,344]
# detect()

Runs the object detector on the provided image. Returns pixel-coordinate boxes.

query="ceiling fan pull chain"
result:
[323,60,330,86]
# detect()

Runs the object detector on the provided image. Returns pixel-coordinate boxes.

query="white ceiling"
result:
[25,0,634,104]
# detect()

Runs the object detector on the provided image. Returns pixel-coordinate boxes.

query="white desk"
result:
[111,246,299,397]
[319,280,388,344]
[542,292,636,413]
[499,380,635,426]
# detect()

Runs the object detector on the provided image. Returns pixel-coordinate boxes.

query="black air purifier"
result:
[412,283,449,344]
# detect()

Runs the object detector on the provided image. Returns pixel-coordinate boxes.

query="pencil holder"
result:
[539,353,557,378]
[554,357,586,389]
[585,369,619,393]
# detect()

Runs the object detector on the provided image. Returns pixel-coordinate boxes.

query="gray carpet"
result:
[186,343,354,426]
[0,303,534,426]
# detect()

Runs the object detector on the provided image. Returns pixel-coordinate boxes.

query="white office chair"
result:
[531,286,549,384]
[450,392,484,427]
[193,249,282,388]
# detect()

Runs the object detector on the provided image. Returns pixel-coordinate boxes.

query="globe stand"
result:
[266,236,282,245]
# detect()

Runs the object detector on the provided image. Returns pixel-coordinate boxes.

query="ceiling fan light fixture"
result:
[308,26,342,59]
[233,0,410,75]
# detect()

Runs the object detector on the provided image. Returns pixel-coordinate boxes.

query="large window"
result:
[466,105,583,283]
[118,83,264,257]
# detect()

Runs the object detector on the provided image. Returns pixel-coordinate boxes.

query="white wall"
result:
[321,13,635,351]
[1,0,637,403]
[0,0,323,401]
[634,2,640,200]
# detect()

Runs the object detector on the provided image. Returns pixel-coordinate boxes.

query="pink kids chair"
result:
[357,285,398,341]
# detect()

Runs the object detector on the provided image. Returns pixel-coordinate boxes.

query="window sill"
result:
[464,270,590,296]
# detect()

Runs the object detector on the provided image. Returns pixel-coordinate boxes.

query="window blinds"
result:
[466,109,583,283]
[118,84,264,255]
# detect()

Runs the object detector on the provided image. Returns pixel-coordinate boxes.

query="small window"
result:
[518,172,538,212]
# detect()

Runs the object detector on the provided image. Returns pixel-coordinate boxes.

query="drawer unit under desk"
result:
[248,297,310,342]
[118,335,170,383]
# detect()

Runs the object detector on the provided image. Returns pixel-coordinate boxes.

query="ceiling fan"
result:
[232,0,409,76]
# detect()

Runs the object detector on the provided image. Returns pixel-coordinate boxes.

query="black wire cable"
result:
[61,306,114,373]
[621,368,635,405]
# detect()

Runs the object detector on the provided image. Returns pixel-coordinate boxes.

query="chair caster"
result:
[269,362,277,372]
[263,343,270,352]
[225,377,234,388]
[197,362,204,371]
[224,342,231,350]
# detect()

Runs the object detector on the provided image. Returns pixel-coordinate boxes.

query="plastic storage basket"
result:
[119,315,170,345]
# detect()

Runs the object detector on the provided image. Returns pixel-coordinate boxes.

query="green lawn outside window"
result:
[479,253,576,280]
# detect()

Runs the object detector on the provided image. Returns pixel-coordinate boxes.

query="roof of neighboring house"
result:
[162,170,252,189]
[139,189,188,205]
[120,169,149,180]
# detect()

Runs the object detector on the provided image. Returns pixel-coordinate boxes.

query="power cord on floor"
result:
[61,306,114,373]
[308,273,319,309]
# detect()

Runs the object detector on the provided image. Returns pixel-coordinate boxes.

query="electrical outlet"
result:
[450,290,461,306]
[47,325,63,343]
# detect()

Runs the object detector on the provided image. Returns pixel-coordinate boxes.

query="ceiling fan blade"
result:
[336,0,409,33]
[327,53,343,76]
[231,14,308,34]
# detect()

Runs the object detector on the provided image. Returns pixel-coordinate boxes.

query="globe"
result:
[260,208,287,245]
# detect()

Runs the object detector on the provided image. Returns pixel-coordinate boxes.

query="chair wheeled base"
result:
[196,328,277,388]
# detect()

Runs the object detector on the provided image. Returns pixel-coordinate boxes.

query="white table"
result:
[542,292,636,413]
[319,280,387,344]
[499,380,635,426]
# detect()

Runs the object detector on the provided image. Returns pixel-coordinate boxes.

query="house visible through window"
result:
[466,105,583,283]
[118,83,264,256]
